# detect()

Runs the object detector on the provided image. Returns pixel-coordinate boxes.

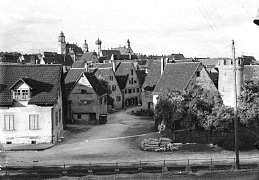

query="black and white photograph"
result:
[1,0,259,179]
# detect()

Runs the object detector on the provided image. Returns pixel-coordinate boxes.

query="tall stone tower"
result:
[83,39,88,53]
[217,58,244,107]
[95,38,102,57]
[58,31,66,54]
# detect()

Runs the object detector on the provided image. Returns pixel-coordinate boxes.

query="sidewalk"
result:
[3,143,54,151]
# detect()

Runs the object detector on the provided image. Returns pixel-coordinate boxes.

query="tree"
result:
[154,89,184,133]
[98,79,114,105]
[154,85,224,133]
[238,81,259,130]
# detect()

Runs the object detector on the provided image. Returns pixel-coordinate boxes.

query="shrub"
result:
[215,132,257,151]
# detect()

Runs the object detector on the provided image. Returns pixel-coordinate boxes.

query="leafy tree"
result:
[155,85,224,133]
[98,79,114,105]
[238,81,259,130]
[154,89,184,132]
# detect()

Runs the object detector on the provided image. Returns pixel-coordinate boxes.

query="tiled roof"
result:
[64,68,86,97]
[101,50,121,57]
[90,67,114,81]
[148,54,185,60]
[22,54,41,64]
[66,43,83,55]
[111,46,134,55]
[197,58,220,67]
[0,52,21,63]
[78,52,98,62]
[116,75,129,89]
[64,68,107,97]
[115,62,133,76]
[243,65,259,81]
[84,72,107,96]
[136,70,146,87]
[168,54,185,60]
[71,61,85,68]
[0,64,62,106]
[94,63,113,68]
[142,60,161,91]
[153,62,201,93]
[43,52,73,66]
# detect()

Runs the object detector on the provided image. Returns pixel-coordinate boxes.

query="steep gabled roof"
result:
[0,64,62,106]
[83,72,107,96]
[153,62,201,93]
[142,60,161,91]
[136,70,147,87]
[9,77,37,90]
[115,62,133,76]
[90,67,114,80]
[78,52,98,62]
[116,75,129,89]
[64,68,86,97]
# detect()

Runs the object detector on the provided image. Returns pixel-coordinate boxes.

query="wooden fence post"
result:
[162,160,168,173]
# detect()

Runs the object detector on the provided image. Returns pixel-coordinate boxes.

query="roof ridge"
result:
[184,63,202,90]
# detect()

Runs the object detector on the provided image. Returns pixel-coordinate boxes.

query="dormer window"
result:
[13,89,30,100]
[10,78,33,101]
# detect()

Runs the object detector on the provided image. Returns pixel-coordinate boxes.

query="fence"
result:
[1,157,259,178]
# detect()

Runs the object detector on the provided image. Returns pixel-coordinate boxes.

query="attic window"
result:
[196,71,200,77]
[81,89,87,94]
[13,89,30,100]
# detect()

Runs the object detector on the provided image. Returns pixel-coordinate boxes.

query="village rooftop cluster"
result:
[0,31,258,145]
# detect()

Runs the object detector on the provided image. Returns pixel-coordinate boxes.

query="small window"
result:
[81,89,87,94]
[116,96,121,101]
[133,88,135,93]
[22,90,29,99]
[134,80,137,83]
[14,90,20,99]
[136,88,139,92]
[4,115,14,131]
[131,69,133,75]
[128,89,132,94]
[13,89,29,100]
[29,115,39,130]
[112,85,116,91]
[196,71,200,77]
[125,89,128,94]
[131,78,133,84]
[109,76,113,81]
[78,114,81,119]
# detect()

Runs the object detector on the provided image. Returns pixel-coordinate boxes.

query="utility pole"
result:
[232,40,240,169]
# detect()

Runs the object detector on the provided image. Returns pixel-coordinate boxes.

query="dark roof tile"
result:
[153,62,201,93]
[0,64,62,106]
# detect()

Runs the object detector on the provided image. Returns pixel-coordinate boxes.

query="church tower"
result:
[58,31,66,54]
[95,38,102,57]
[217,58,244,107]
[83,39,89,53]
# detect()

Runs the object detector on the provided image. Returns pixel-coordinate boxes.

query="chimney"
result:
[161,57,164,76]
[30,55,36,64]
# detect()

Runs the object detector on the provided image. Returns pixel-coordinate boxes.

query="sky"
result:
[1,0,259,59]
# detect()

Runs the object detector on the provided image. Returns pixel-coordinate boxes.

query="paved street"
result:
[2,107,259,167]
